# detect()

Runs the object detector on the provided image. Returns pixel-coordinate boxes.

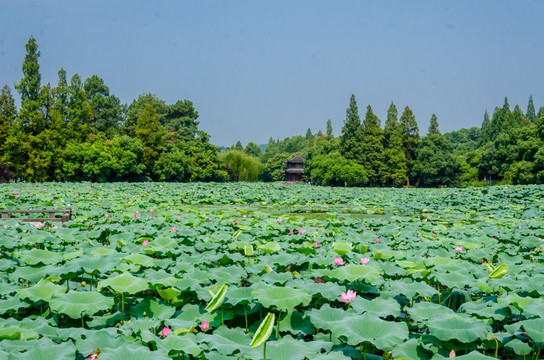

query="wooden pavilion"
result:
[282,153,305,182]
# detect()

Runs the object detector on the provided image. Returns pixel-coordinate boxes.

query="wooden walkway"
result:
[0,208,72,223]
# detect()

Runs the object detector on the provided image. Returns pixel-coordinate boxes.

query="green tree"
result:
[526,95,536,123]
[260,153,291,182]
[135,104,164,178]
[399,106,420,186]
[234,140,244,151]
[310,152,367,187]
[340,94,364,162]
[480,110,491,144]
[305,128,313,139]
[0,85,17,156]
[66,74,92,142]
[84,75,124,136]
[219,150,263,182]
[124,93,168,137]
[383,102,407,186]
[326,119,333,138]
[361,105,386,185]
[245,141,262,157]
[414,133,460,187]
[428,114,440,134]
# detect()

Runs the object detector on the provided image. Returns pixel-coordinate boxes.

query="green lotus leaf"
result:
[74,329,124,355]
[250,312,275,348]
[392,338,433,360]
[406,301,455,323]
[350,296,401,318]
[332,264,381,283]
[332,241,352,256]
[17,279,66,302]
[157,287,182,301]
[122,253,156,268]
[266,335,333,360]
[130,298,175,319]
[252,286,312,311]
[18,249,63,265]
[205,284,228,312]
[519,318,544,342]
[306,304,350,331]
[504,338,532,356]
[257,241,281,253]
[0,325,38,340]
[49,290,114,319]
[11,337,75,359]
[278,310,314,336]
[98,273,149,294]
[0,297,28,315]
[197,326,257,357]
[383,279,438,301]
[332,313,408,351]
[426,315,492,343]
[97,343,170,360]
[159,333,202,357]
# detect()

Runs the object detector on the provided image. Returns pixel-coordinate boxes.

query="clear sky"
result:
[1,1,543,146]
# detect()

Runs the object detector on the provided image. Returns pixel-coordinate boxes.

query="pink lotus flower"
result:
[455,246,463,252]
[313,277,326,283]
[201,321,209,332]
[151,213,155,217]
[85,354,99,360]
[431,233,435,238]
[160,326,172,337]
[178,215,183,220]
[361,225,366,229]
[539,238,544,242]
[104,213,109,218]
[449,349,456,358]
[277,218,282,222]
[136,212,140,218]
[142,240,149,246]
[172,227,178,233]
[313,241,318,248]
[334,257,345,266]
[375,238,380,243]
[243,215,247,218]
[340,289,356,303]
[298,229,306,234]
[289,230,294,235]
[360,258,370,265]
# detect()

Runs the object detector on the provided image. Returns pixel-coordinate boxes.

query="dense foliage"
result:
[2,37,544,186]
[0,183,543,359]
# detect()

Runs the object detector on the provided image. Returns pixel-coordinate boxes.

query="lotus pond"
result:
[0,183,543,360]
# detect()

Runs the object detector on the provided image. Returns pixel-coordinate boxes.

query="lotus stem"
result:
[494,338,498,358]
[221,307,224,325]
[263,341,267,360]
[448,290,453,308]
[121,293,125,323]
[276,310,281,339]
[244,305,248,332]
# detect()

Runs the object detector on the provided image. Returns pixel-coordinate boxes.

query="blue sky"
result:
[1,1,543,146]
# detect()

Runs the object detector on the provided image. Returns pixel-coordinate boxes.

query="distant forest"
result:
[1,36,543,186]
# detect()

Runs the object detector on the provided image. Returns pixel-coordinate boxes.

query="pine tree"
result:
[66,74,92,142]
[428,114,440,134]
[326,119,333,138]
[526,95,537,122]
[383,102,407,186]
[481,110,491,144]
[340,94,364,162]
[399,106,420,186]
[0,85,17,157]
[305,128,313,139]
[361,105,386,185]
[135,104,164,177]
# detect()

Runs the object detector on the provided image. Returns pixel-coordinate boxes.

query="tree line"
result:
[1,36,543,186]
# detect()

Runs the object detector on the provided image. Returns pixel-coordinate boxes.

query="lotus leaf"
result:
[17,279,66,302]
[426,315,492,343]
[49,290,114,319]
[98,273,149,294]
[252,286,312,311]
[332,264,381,283]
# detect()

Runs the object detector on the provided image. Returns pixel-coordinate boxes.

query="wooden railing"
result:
[0,208,72,223]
